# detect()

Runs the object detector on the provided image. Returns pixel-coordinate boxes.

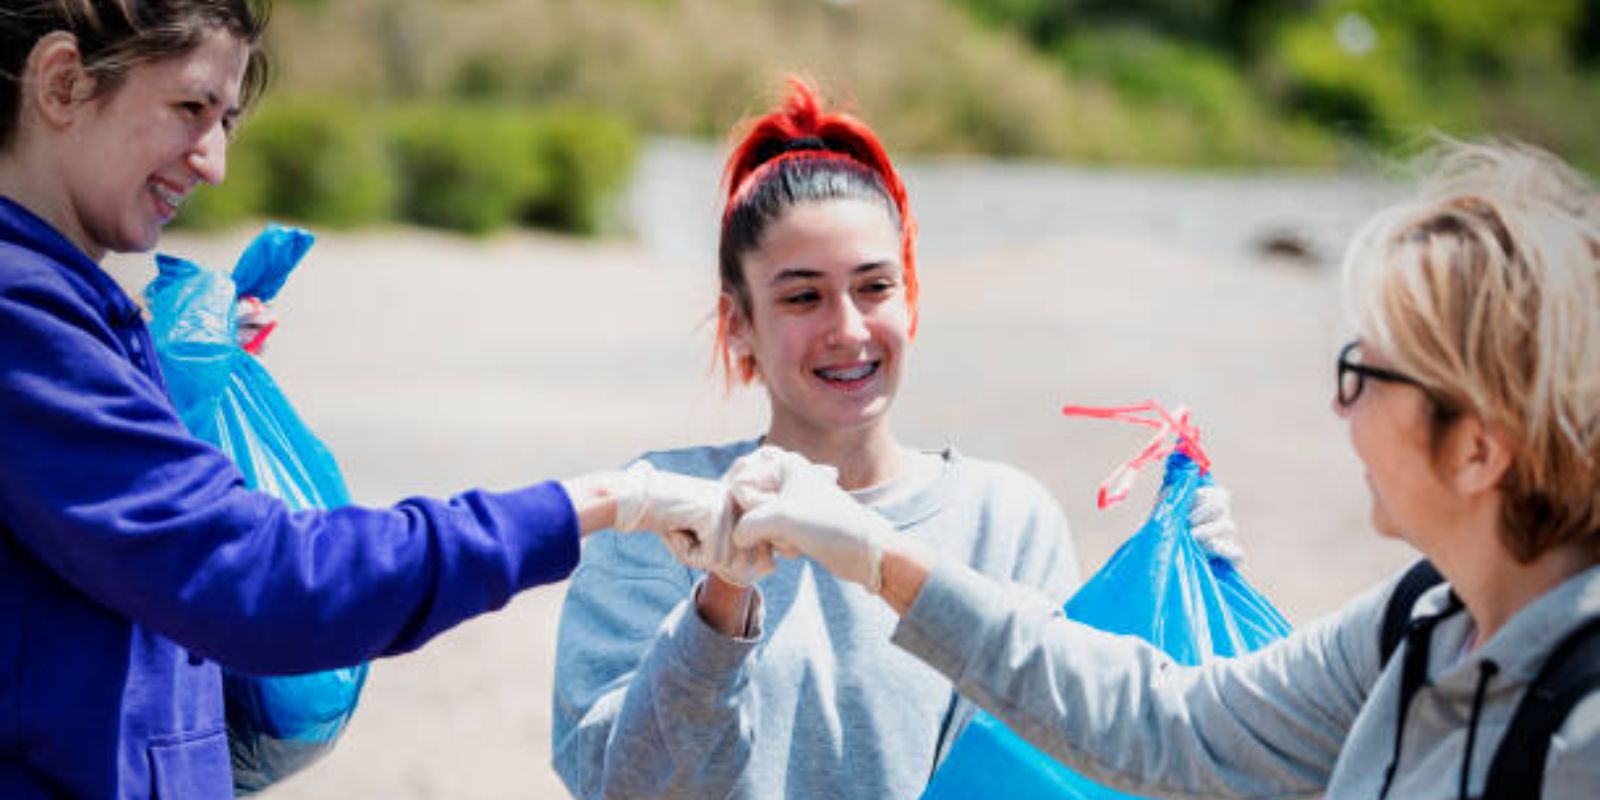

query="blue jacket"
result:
[0,198,581,798]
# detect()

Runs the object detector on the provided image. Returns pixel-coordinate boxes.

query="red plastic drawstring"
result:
[1060,400,1210,509]
[237,295,278,356]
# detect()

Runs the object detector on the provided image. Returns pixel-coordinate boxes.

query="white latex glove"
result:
[612,461,774,586]
[727,446,893,592]
[1190,484,1245,565]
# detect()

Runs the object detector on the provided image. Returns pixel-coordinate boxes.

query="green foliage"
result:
[167,99,640,236]
[1049,28,1340,167]
[1365,0,1583,75]
[948,0,1074,44]
[1056,28,1251,116]
[1267,11,1427,139]
[252,0,1600,173]
[523,109,639,235]
[1578,0,1600,66]
[388,106,541,235]
[242,101,396,228]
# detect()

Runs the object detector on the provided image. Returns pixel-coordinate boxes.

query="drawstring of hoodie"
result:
[1459,660,1501,799]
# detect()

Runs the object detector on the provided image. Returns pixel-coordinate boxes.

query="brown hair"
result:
[0,0,270,150]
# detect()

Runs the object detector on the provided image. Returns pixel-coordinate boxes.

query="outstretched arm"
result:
[730,445,1380,799]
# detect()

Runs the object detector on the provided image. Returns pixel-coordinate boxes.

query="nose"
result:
[1331,392,1350,419]
[825,296,871,346]
[187,123,229,186]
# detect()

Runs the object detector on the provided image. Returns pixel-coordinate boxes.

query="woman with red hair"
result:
[550,81,1088,798]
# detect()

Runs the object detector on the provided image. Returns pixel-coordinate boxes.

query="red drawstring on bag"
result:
[1061,400,1210,509]
[236,295,278,356]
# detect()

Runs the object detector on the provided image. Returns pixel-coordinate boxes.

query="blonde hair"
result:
[1342,141,1600,561]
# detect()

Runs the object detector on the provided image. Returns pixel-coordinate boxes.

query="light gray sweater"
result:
[894,556,1600,799]
[551,439,1080,799]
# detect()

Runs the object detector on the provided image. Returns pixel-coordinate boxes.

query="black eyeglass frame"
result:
[1336,340,1426,407]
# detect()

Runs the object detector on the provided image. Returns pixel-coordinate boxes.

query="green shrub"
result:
[388,105,542,235]
[243,101,396,227]
[523,108,640,236]
[1267,12,1427,140]
[1056,29,1252,118]
[171,136,267,231]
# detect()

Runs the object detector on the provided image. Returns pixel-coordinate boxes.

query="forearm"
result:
[878,538,936,616]
[891,559,1344,799]
[10,469,578,673]
[696,573,759,636]
[2,300,583,672]
[560,471,624,536]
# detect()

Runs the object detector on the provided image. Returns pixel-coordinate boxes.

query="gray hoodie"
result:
[894,559,1600,799]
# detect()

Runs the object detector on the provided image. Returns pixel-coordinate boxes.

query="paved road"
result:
[107,139,1415,798]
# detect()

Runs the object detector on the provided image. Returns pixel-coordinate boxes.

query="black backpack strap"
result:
[1480,616,1600,800]
[1376,585,1464,800]
[1380,560,1447,667]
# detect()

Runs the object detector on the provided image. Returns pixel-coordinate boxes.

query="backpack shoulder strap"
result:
[1380,559,1446,667]
[1480,616,1600,800]
[1374,567,1463,800]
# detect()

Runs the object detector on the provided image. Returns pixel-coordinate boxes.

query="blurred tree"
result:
[374,0,429,97]
[1574,0,1600,66]
[1372,0,1583,75]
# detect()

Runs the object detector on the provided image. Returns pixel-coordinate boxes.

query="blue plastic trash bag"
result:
[922,449,1292,799]
[146,224,368,794]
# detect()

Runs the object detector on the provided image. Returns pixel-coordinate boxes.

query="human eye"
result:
[857,275,899,299]
[779,288,822,307]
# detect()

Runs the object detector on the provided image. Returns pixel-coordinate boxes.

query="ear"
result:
[719,291,752,357]
[1441,414,1514,497]
[27,32,94,130]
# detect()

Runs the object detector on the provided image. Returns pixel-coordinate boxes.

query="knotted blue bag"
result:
[146,225,368,794]
[923,435,1292,799]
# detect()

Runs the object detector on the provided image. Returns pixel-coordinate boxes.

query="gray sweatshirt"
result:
[894,557,1600,799]
[551,439,1080,799]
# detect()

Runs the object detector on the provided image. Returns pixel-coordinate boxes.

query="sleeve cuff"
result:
[503,480,583,588]
[657,580,762,687]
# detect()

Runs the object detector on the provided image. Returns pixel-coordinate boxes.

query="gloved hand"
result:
[235,295,277,355]
[727,446,894,592]
[612,461,774,586]
[1190,484,1244,564]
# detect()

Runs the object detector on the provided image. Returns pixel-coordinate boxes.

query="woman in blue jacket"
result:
[0,2,727,796]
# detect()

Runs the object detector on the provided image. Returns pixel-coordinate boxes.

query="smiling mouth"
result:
[150,182,186,216]
[815,361,880,385]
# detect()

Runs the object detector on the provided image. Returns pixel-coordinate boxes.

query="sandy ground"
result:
[106,140,1419,798]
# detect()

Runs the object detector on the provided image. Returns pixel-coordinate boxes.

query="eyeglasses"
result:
[1336,340,1425,407]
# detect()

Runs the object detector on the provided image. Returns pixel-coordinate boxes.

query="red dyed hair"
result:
[714,78,919,385]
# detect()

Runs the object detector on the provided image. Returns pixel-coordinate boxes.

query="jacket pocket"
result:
[148,728,231,799]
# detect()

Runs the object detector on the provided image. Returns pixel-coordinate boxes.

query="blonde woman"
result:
[732,142,1600,799]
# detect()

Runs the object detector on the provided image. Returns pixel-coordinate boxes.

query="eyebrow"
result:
[191,87,241,119]
[767,260,896,287]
